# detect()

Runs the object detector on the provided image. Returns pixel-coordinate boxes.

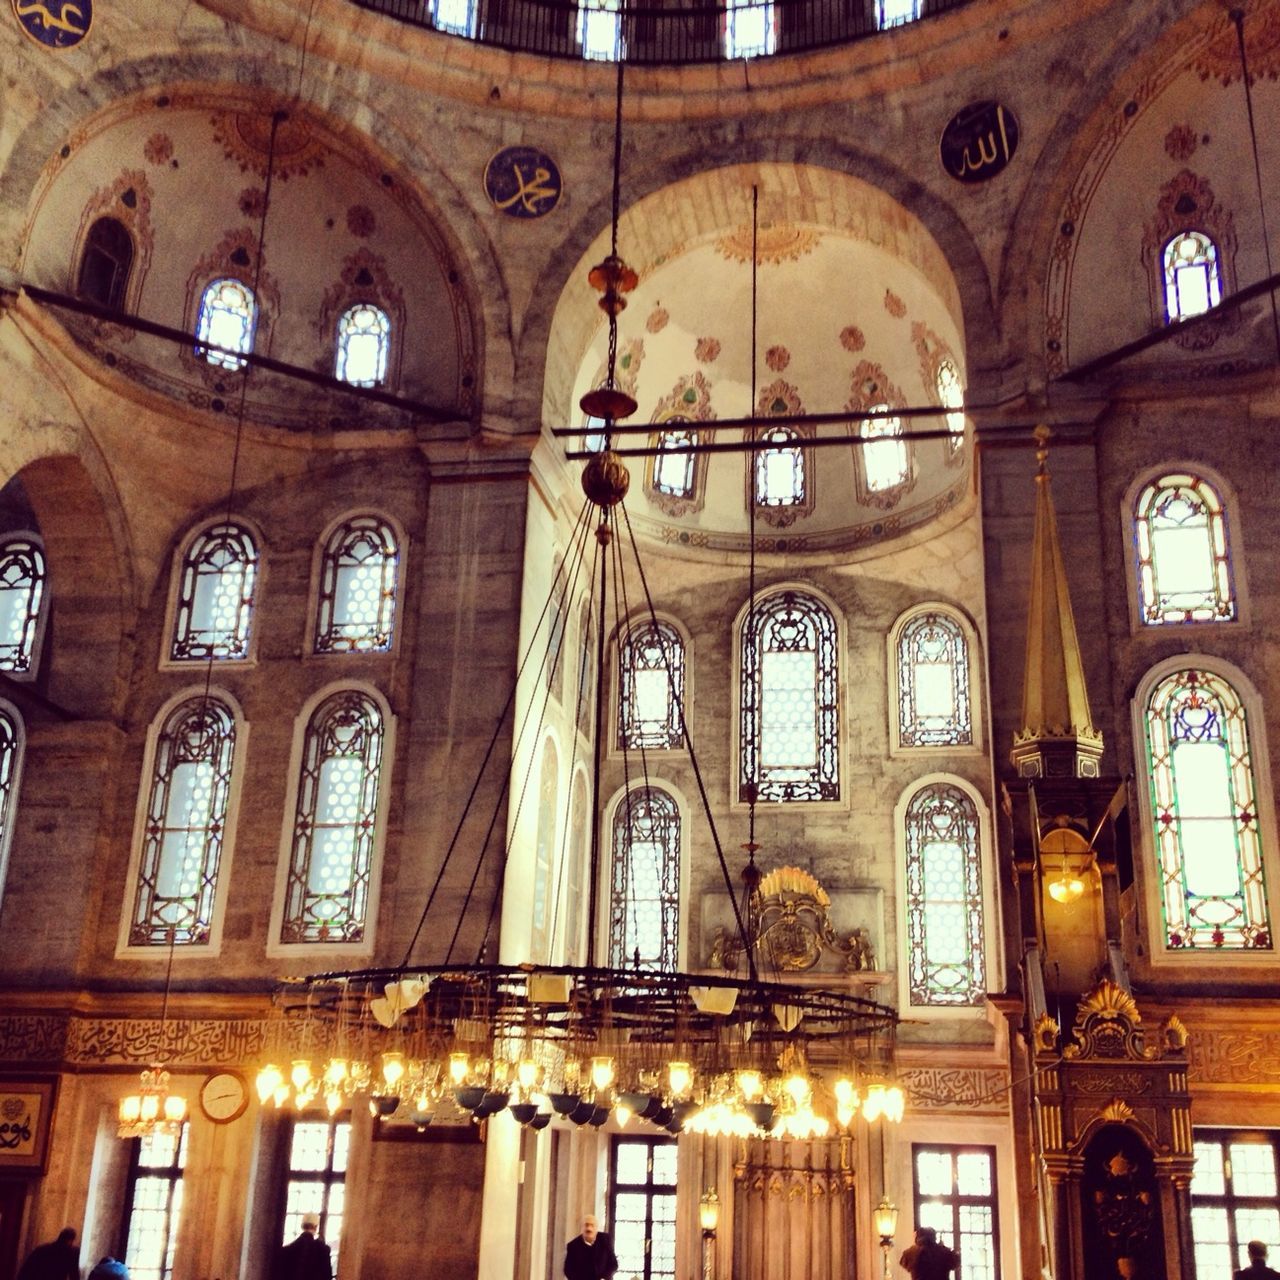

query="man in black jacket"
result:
[274,1214,333,1280]
[17,1229,79,1280]
[563,1215,618,1280]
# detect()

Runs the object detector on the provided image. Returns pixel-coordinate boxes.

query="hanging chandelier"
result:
[254,58,903,1142]
[119,928,188,1139]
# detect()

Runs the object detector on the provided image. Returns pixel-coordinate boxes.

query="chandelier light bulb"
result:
[381,1051,406,1089]
[1048,871,1086,904]
[326,1090,343,1116]
[863,1082,886,1122]
[119,1095,142,1125]
[256,1064,284,1104]
[591,1056,616,1091]
[736,1069,763,1101]
[615,1101,633,1128]
[668,1061,693,1097]
[291,1059,314,1092]
[140,1093,160,1123]
[323,1058,349,1088]
[837,1104,857,1129]
[884,1084,906,1123]
[163,1094,186,1123]
[783,1074,811,1107]
[449,1052,470,1085]
[272,1083,290,1109]
[517,1058,540,1091]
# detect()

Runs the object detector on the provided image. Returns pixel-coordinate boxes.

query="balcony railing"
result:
[351,0,968,65]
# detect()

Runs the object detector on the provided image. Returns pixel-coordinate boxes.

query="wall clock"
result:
[199,1072,249,1124]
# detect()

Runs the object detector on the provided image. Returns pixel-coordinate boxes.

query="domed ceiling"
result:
[555,164,970,558]
[19,92,474,429]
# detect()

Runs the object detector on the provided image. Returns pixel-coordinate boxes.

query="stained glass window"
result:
[196,278,257,371]
[314,516,399,654]
[284,1119,350,1276]
[170,523,258,662]
[335,304,391,388]
[740,591,839,803]
[861,406,911,492]
[0,706,24,911]
[609,1137,678,1280]
[281,691,386,945]
[578,0,622,60]
[653,422,697,499]
[0,538,46,674]
[127,696,236,948]
[755,425,806,508]
[904,783,986,1006]
[609,786,680,971]
[897,612,973,748]
[1191,1131,1280,1280]
[530,739,558,962]
[618,621,685,751]
[124,1126,187,1280]
[78,216,133,312]
[725,0,775,58]
[1144,668,1269,950]
[878,0,921,26]
[937,360,965,454]
[1164,231,1222,322]
[913,1145,999,1280]
[1133,474,1235,625]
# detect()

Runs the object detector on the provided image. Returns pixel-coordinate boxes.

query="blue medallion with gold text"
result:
[12,0,92,47]
[484,146,562,220]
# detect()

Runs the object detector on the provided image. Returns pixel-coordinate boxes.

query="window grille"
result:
[283,1118,350,1276]
[739,591,839,802]
[618,621,684,751]
[123,1126,187,1280]
[912,1144,999,1280]
[609,786,680,971]
[861,406,911,493]
[897,612,972,748]
[195,278,257,370]
[334,304,391,387]
[609,1136,678,1280]
[314,516,399,654]
[878,0,921,25]
[653,424,697,499]
[281,691,386,945]
[170,523,258,662]
[1143,668,1269,950]
[936,360,965,454]
[1133,474,1235,625]
[578,0,622,60]
[754,425,806,508]
[725,0,775,58]
[0,538,46,674]
[1191,1130,1280,1279]
[904,782,986,1006]
[127,696,236,947]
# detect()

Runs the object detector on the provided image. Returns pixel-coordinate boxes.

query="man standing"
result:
[1235,1240,1280,1280]
[274,1213,333,1280]
[563,1215,618,1280]
[899,1227,959,1280]
[17,1229,79,1280]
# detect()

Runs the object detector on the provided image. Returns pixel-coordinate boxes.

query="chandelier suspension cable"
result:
[585,505,614,967]
[745,183,761,866]
[455,500,599,963]
[399,499,594,966]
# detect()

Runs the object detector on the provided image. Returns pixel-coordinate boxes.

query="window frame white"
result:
[888,603,984,756]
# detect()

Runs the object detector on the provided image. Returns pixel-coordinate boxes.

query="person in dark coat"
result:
[274,1214,332,1280]
[563,1215,618,1280]
[86,1256,129,1280]
[1236,1240,1280,1280]
[16,1229,79,1280]
[899,1227,959,1280]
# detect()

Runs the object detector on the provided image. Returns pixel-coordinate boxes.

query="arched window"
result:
[334,304,391,388]
[1163,231,1222,322]
[861,407,911,493]
[1143,668,1269,950]
[314,516,399,654]
[740,591,839,802]
[755,425,806,509]
[125,696,237,948]
[618,620,685,750]
[896,611,973,748]
[653,423,697,499]
[609,786,680,970]
[170,523,258,662]
[936,360,965,455]
[530,739,558,962]
[0,538,46,675]
[1133,473,1235,625]
[280,691,386,945]
[196,278,257,371]
[77,216,134,312]
[0,704,25,913]
[904,782,986,1006]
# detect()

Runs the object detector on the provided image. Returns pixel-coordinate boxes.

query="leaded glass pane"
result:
[0,539,45,674]
[609,787,680,971]
[618,621,684,750]
[432,0,476,34]
[912,1146,998,1280]
[128,696,236,947]
[1164,231,1222,322]
[196,277,257,370]
[878,0,920,26]
[905,783,985,1006]
[335,303,391,388]
[610,1137,678,1280]
[861,406,910,492]
[739,591,839,802]
[281,691,385,944]
[578,0,621,60]
[1192,1131,1280,1280]
[171,523,258,662]
[530,739,557,962]
[1144,669,1269,950]
[725,0,775,57]
[755,426,805,507]
[937,360,965,453]
[653,423,696,498]
[315,516,399,654]
[1133,474,1235,625]
[284,1118,349,1276]
[898,611,972,748]
[124,1126,187,1280]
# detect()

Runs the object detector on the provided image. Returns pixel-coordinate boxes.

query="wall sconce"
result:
[873,1198,898,1279]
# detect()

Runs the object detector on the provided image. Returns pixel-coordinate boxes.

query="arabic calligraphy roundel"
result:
[484,146,563,220]
[939,101,1019,185]
[12,0,91,48]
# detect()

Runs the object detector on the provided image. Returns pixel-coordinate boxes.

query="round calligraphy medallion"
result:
[12,0,92,48]
[484,146,563,219]
[939,101,1019,184]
